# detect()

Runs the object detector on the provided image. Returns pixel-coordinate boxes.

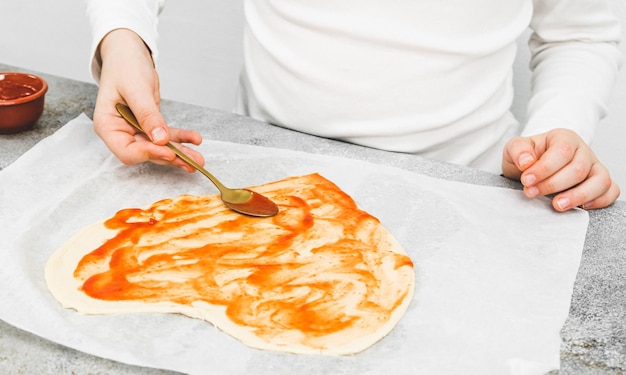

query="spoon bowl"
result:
[116,103,279,217]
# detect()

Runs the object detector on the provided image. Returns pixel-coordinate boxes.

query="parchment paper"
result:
[0,114,588,375]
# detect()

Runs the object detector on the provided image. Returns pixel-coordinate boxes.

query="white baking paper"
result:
[0,114,588,375]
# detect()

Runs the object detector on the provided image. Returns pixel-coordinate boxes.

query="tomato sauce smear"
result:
[74,173,414,348]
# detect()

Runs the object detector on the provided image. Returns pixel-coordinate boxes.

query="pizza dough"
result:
[45,173,415,355]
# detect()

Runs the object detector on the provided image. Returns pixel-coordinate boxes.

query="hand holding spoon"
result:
[115,103,279,217]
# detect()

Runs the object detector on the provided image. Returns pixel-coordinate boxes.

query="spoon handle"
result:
[164,144,229,191]
[115,103,228,193]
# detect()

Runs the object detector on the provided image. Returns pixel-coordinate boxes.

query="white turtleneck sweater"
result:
[85,0,622,173]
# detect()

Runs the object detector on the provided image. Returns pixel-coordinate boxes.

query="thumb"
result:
[502,136,538,179]
[128,100,169,145]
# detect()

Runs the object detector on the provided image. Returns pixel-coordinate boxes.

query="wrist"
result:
[99,28,154,68]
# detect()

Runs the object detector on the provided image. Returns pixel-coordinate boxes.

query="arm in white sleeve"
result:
[522,0,623,142]
[84,0,164,83]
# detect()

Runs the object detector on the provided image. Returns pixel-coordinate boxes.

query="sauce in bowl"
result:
[0,73,46,103]
[0,81,38,100]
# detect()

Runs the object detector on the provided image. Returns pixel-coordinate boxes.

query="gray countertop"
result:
[1,63,625,374]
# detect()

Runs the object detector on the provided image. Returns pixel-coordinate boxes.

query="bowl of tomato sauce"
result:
[0,72,48,134]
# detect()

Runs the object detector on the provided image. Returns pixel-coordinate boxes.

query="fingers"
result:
[151,135,205,173]
[95,97,205,171]
[580,179,621,210]
[520,139,585,200]
[502,137,540,180]
[93,87,205,172]
[169,127,203,147]
[95,111,205,172]
[171,142,206,172]
[550,163,620,211]
[123,137,205,172]
[502,129,620,211]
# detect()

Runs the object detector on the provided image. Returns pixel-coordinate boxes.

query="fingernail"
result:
[519,153,534,167]
[524,174,536,186]
[527,186,539,198]
[556,197,571,210]
[151,127,167,143]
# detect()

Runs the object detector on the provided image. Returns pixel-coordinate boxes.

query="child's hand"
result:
[93,29,204,172]
[502,128,620,211]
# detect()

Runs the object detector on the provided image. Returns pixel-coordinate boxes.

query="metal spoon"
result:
[115,103,279,217]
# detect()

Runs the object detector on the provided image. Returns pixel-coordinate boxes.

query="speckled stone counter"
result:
[2,63,626,374]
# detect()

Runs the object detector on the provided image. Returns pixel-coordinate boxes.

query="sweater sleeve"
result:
[522,0,622,143]
[84,0,164,83]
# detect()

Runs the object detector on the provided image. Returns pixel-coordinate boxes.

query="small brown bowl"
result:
[0,72,48,134]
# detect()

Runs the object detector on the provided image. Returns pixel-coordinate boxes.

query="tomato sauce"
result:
[0,81,37,100]
[74,174,414,346]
